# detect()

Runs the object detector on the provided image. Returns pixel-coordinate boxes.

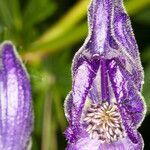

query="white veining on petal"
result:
[87,67,102,104]
[7,69,19,118]
[73,62,92,108]
[0,81,7,128]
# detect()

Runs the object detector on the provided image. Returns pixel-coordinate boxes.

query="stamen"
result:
[83,102,125,143]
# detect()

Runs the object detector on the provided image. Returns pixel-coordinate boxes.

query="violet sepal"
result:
[0,41,33,150]
[64,0,146,149]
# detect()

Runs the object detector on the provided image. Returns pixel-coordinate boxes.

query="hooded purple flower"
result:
[0,41,33,149]
[64,0,146,149]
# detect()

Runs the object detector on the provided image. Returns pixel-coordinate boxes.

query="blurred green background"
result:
[0,0,150,149]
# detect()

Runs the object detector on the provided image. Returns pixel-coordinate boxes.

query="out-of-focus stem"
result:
[50,120,58,150]
[53,91,67,131]
[41,92,51,150]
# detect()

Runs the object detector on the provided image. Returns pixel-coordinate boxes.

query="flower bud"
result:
[0,41,33,150]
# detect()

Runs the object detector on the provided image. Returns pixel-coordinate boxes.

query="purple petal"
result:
[83,0,144,90]
[100,132,143,150]
[64,58,99,141]
[65,56,100,121]
[64,0,146,149]
[106,58,146,126]
[0,41,33,149]
[67,134,143,150]
[113,0,140,60]
[87,58,110,103]
[66,137,100,150]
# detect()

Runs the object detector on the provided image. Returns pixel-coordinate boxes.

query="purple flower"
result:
[0,41,33,149]
[64,0,146,149]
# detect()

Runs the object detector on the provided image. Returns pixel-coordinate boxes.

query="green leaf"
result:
[0,0,13,28]
[0,0,22,30]
[125,0,150,15]
[38,0,89,43]
[23,0,56,28]
[7,0,22,30]
[141,46,150,63]
[25,22,87,55]
[21,22,87,63]
[135,8,150,24]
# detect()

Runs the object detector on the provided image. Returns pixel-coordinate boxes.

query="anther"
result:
[83,102,125,143]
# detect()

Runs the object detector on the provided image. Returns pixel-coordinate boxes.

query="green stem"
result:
[41,92,51,150]
[53,91,67,131]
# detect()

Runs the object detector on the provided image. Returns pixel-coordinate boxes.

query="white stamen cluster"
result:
[83,102,125,143]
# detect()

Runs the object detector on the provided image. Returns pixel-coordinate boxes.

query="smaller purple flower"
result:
[0,41,33,150]
[64,0,146,149]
